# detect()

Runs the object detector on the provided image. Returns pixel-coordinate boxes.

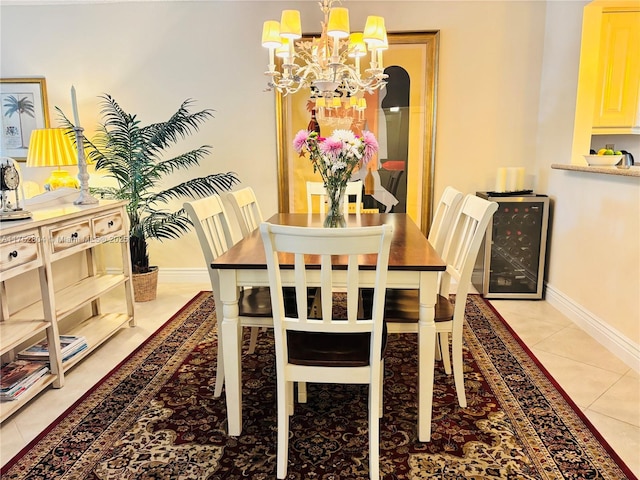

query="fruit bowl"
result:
[583,154,623,166]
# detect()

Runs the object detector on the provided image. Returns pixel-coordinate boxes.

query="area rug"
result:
[1,291,635,479]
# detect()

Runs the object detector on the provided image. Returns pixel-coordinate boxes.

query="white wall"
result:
[536,1,639,364]
[2,1,638,362]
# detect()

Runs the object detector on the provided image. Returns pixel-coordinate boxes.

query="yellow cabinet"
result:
[592,10,640,134]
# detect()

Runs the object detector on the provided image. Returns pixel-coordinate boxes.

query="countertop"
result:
[551,164,640,177]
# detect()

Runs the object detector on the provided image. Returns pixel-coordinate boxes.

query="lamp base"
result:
[74,190,99,205]
[45,170,79,190]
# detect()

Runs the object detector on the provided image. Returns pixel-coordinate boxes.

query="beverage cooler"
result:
[472,192,550,299]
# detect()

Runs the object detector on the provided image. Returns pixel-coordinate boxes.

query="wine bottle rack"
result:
[472,192,550,299]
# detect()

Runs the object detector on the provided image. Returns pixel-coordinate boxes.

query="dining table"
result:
[211,212,446,442]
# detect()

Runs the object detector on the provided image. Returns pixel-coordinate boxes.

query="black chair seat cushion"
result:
[361,289,454,323]
[287,323,388,367]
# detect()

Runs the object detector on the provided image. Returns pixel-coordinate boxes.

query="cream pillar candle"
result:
[506,168,518,192]
[516,167,525,191]
[495,167,507,192]
[71,86,80,126]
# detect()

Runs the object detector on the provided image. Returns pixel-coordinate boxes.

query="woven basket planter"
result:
[132,266,159,302]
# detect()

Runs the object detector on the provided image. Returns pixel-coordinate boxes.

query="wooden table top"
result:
[212,213,446,272]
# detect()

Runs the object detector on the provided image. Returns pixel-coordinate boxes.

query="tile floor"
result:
[1,283,638,477]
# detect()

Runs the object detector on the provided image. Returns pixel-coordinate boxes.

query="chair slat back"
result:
[428,186,463,255]
[184,194,237,300]
[344,180,363,214]
[228,187,264,238]
[261,224,392,339]
[306,180,363,215]
[440,194,498,304]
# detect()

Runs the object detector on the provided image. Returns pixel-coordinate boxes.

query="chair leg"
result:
[451,334,467,408]
[297,381,307,403]
[287,381,294,416]
[439,332,452,375]
[277,380,291,479]
[247,326,259,354]
[214,327,225,398]
[379,361,384,419]
[434,334,442,362]
[369,382,380,479]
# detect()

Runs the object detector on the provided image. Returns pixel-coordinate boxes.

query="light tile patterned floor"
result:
[1,283,638,477]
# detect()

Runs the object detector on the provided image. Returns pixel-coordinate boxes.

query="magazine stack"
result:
[0,360,49,401]
[18,335,88,364]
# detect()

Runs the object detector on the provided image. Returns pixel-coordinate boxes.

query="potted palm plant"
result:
[59,94,238,301]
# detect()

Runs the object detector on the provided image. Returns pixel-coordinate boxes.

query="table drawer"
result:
[0,231,40,273]
[93,211,125,238]
[49,220,92,253]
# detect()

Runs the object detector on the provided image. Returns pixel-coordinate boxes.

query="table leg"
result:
[219,269,243,436]
[417,271,438,442]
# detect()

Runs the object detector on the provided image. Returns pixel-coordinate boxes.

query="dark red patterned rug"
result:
[1,292,635,479]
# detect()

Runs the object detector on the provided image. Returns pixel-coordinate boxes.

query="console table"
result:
[0,200,135,422]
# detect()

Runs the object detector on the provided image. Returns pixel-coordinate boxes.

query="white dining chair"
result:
[382,194,498,407]
[378,185,462,360]
[227,186,264,238]
[306,180,363,215]
[226,186,269,352]
[428,186,464,256]
[184,194,274,397]
[260,222,393,479]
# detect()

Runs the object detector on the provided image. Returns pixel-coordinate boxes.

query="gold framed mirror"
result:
[275,31,439,234]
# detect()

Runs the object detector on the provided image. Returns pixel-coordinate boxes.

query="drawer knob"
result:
[9,250,18,259]
[71,232,79,239]
[108,220,114,227]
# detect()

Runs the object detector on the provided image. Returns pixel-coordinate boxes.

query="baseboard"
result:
[157,267,210,284]
[107,267,210,284]
[545,284,640,373]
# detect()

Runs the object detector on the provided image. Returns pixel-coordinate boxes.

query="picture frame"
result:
[1,77,50,161]
[275,31,439,234]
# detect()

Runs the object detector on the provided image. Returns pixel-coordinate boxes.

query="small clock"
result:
[0,158,32,221]
[1,164,20,190]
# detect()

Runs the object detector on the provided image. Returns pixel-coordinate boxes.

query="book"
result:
[18,335,87,361]
[0,360,49,400]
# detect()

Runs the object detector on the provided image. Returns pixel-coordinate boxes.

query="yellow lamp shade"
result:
[327,7,350,38]
[280,10,302,39]
[262,20,282,48]
[26,128,79,190]
[315,97,327,108]
[276,37,290,58]
[363,16,386,47]
[26,128,77,167]
[331,97,342,108]
[348,32,367,57]
[376,31,389,51]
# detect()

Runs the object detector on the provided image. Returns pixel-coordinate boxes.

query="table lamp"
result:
[26,128,80,190]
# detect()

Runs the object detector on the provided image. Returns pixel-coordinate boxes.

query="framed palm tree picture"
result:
[1,77,50,160]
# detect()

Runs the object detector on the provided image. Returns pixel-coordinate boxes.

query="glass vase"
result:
[324,184,347,228]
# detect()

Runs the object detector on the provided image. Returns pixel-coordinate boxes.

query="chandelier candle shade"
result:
[294,128,378,227]
[262,0,388,104]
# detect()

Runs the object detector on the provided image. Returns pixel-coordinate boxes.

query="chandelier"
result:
[261,0,388,105]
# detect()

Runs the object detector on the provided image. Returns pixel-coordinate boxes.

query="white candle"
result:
[71,86,80,126]
[495,167,507,192]
[506,168,518,192]
[516,167,525,191]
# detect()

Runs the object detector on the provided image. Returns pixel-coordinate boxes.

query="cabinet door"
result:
[593,11,640,131]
